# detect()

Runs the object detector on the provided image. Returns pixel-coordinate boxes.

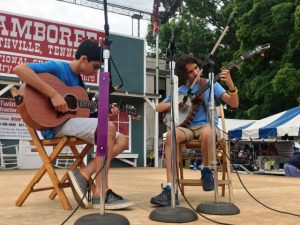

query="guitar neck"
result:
[78,99,98,111]
[79,100,139,118]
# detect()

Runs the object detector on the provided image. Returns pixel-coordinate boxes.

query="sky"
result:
[0,0,152,38]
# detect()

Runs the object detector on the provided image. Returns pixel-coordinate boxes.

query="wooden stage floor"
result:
[0,167,300,225]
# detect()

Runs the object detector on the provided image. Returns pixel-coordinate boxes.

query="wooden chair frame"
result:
[15,126,93,210]
[10,86,93,210]
[178,105,234,202]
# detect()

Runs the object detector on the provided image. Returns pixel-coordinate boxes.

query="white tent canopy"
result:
[221,118,256,132]
[229,106,300,140]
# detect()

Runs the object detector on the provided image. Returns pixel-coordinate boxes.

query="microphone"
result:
[170,26,181,44]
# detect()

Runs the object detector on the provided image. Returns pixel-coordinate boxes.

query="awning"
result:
[229,106,300,140]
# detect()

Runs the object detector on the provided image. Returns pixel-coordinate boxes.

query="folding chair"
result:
[178,105,234,202]
[10,87,93,210]
[16,125,93,210]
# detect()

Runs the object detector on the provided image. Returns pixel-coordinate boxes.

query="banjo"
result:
[163,43,271,128]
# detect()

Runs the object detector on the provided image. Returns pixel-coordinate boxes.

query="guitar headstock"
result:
[124,104,142,121]
[241,43,270,61]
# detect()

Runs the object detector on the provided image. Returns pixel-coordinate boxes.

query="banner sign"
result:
[0,11,105,85]
[0,98,30,140]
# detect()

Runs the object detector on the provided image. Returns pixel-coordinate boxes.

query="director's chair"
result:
[178,105,234,202]
[11,87,93,210]
[17,127,93,210]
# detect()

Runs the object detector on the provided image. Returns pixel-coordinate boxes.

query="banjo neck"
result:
[191,43,271,102]
[191,57,243,103]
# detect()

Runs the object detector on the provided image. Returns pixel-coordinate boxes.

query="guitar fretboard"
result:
[78,99,97,110]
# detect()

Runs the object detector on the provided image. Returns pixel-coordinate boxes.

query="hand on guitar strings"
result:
[179,101,188,110]
[109,103,120,115]
[50,92,68,113]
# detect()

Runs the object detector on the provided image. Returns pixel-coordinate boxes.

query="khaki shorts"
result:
[178,125,221,142]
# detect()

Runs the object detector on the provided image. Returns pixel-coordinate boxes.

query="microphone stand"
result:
[149,30,197,223]
[74,0,130,224]
[196,13,240,216]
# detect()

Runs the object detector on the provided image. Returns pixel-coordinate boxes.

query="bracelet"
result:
[228,87,238,95]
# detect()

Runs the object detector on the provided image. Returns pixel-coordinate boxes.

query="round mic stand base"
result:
[149,206,198,223]
[74,213,130,225]
[196,202,240,215]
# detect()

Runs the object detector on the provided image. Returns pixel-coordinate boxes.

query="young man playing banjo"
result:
[151,54,239,206]
[13,39,134,210]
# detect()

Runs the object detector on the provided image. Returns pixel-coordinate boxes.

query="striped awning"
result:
[229,106,300,140]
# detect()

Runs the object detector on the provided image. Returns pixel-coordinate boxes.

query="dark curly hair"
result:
[175,54,202,86]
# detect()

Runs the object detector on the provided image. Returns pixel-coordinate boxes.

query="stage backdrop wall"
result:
[0,10,146,167]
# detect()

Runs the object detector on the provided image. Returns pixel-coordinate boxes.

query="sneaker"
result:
[67,168,90,208]
[92,189,135,210]
[150,185,179,206]
[201,167,215,191]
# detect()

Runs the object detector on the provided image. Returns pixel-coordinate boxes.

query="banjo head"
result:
[163,95,192,128]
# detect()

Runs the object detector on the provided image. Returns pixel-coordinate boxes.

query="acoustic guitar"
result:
[163,43,271,128]
[16,73,139,130]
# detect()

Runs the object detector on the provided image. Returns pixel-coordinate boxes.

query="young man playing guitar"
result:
[13,39,134,210]
[151,54,239,206]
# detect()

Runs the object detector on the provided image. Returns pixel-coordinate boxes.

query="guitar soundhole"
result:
[65,94,78,110]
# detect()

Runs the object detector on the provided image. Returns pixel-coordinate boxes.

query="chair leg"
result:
[17,137,73,210]
[226,154,234,203]
[15,166,47,207]
[224,140,234,203]
[44,139,74,209]
[221,156,226,197]
[178,145,185,196]
[44,161,72,210]
[16,161,72,210]
[48,144,92,200]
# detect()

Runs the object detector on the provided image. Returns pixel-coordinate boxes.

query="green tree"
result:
[233,0,300,119]
[147,0,300,119]
[147,0,235,66]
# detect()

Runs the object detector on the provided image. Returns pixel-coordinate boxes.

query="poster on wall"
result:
[0,97,30,140]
